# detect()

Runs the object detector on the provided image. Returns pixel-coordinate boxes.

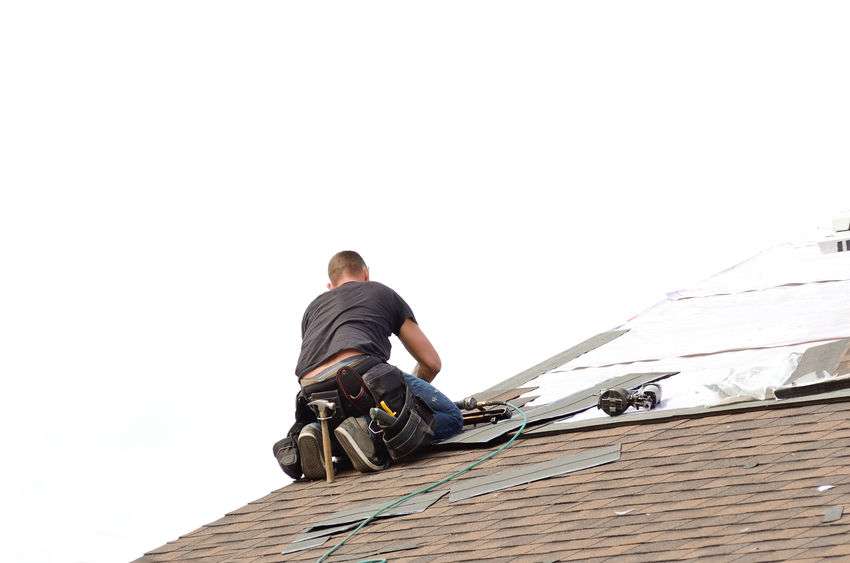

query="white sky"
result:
[1,2,849,562]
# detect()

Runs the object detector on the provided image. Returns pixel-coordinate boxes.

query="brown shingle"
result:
[141,399,850,562]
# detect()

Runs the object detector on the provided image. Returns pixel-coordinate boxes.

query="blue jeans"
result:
[402,373,464,441]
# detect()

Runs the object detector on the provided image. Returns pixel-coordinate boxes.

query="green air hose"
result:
[317,402,528,563]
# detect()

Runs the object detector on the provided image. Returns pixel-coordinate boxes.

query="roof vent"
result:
[817,214,850,254]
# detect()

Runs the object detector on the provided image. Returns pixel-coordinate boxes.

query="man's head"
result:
[327,250,369,289]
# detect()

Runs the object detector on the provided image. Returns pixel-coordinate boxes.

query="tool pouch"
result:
[310,391,345,425]
[361,363,435,460]
[361,363,408,416]
[301,378,346,426]
[294,390,316,425]
[381,388,435,460]
[336,358,381,416]
[272,421,304,480]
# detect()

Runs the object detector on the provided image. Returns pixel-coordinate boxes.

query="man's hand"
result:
[398,319,441,382]
[412,362,438,382]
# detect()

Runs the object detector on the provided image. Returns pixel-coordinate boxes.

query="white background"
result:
[1,2,848,562]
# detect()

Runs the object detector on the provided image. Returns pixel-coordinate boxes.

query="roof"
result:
[139,233,850,562]
[139,399,850,562]
[443,239,850,445]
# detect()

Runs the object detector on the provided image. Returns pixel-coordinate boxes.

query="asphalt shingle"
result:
[141,398,850,562]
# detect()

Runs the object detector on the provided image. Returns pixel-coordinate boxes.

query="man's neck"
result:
[332,276,365,288]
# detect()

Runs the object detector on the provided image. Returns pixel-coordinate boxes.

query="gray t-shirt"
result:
[295,281,416,378]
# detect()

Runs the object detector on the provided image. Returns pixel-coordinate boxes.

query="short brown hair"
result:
[328,250,367,283]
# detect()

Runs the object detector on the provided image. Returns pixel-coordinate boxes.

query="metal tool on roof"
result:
[442,371,677,445]
[454,396,513,426]
[597,383,662,417]
[308,398,336,483]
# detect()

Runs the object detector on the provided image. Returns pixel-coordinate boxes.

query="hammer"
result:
[308,399,336,483]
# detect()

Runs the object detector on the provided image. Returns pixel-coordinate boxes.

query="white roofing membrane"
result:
[669,241,850,300]
[572,280,850,369]
[523,239,850,425]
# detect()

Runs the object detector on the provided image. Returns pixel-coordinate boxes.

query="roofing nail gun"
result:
[597,383,662,417]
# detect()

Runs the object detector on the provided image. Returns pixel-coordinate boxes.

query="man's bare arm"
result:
[398,319,441,382]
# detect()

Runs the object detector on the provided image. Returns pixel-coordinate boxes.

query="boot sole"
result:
[334,425,386,473]
[297,430,326,480]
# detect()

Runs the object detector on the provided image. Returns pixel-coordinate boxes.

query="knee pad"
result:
[272,421,304,480]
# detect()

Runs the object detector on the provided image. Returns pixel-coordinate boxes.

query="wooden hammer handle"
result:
[318,405,334,483]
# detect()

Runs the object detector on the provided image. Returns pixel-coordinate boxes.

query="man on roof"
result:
[275,251,463,480]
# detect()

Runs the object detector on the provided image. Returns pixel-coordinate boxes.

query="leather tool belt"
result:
[299,356,436,461]
[299,356,383,424]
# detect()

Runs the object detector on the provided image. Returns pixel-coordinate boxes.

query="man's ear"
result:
[327,281,333,290]
[363,267,370,281]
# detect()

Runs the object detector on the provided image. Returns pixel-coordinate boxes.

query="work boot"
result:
[334,416,387,473]
[297,423,326,480]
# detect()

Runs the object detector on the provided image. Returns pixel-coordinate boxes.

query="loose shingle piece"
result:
[306,490,447,532]
[784,338,850,385]
[449,443,621,501]
[281,536,327,555]
[774,339,850,399]
[775,374,850,399]
[823,505,844,523]
[282,491,447,552]
[291,522,361,543]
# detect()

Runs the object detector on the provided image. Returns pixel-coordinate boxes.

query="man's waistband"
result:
[299,355,369,388]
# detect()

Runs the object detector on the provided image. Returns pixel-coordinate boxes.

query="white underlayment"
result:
[571,279,850,369]
[668,241,850,300]
[535,344,809,426]
[520,239,850,423]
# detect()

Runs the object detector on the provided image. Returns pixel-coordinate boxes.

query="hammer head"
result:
[308,398,336,412]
